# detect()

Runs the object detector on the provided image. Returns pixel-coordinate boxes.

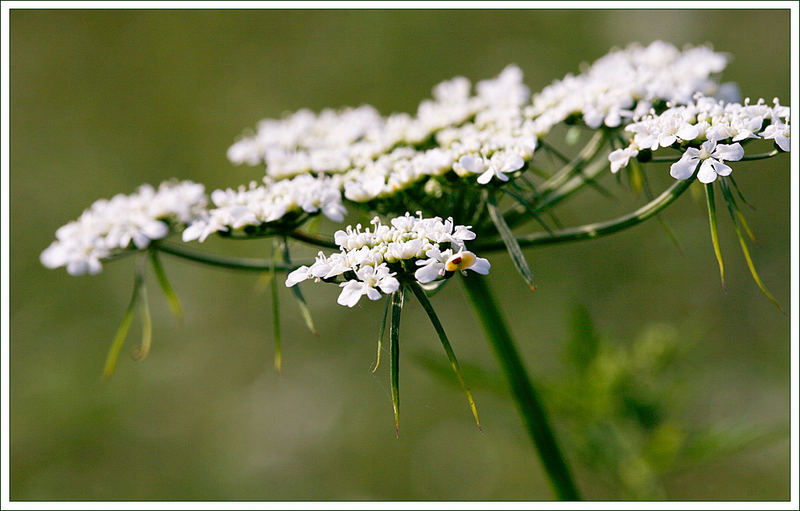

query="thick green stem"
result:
[461,275,580,501]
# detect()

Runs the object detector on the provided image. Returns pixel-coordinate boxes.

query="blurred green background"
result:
[10,9,791,501]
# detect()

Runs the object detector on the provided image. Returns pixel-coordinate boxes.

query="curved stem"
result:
[220,229,338,249]
[153,241,287,272]
[287,229,339,249]
[461,275,580,500]
[476,177,694,252]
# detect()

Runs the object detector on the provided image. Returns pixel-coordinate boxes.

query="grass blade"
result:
[409,282,481,430]
[719,180,784,313]
[271,241,282,373]
[390,289,404,437]
[282,238,318,335]
[487,192,536,290]
[102,272,141,379]
[132,283,152,361]
[372,295,391,373]
[148,249,183,319]
[704,184,726,290]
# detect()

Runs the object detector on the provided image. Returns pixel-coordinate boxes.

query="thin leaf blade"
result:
[704,184,726,290]
[390,289,404,437]
[102,274,141,379]
[487,192,536,290]
[372,295,391,373]
[148,249,183,319]
[282,239,317,335]
[409,282,481,430]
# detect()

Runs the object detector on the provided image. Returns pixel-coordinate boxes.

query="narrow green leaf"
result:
[102,274,141,379]
[727,175,755,210]
[372,295,391,373]
[133,283,152,361]
[704,184,726,290]
[502,187,554,235]
[270,241,282,374]
[390,289,404,437]
[719,180,784,313]
[487,192,536,290]
[148,249,183,319]
[408,282,481,430]
[281,239,317,335]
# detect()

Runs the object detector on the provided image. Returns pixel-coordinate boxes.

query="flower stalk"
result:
[460,274,580,501]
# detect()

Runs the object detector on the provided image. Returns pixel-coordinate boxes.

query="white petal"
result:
[414,261,444,283]
[710,159,732,177]
[669,154,699,180]
[696,159,718,184]
[776,135,790,152]
[337,281,365,307]
[285,266,310,287]
[378,276,400,294]
[676,124,699,141]
[712,143,744,162]
[468,257,491,275]
[476,169,494,185]
[458,155,482,174]
[365,287,382,301]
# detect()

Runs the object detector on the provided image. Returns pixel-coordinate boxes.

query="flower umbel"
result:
[285,212,490,307]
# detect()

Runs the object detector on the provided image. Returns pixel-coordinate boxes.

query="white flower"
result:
[414,248,490,283]
[414,246,452,283]
[476,152,525,185]
[609,146,640,174]
[337,264,400,307]
[761,121,790,152]
[670,140,744,183]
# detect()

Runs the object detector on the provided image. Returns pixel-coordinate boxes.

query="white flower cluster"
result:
[228,66,530,181]
[285,213,490,307]
[199,66,539,234]
[182,174,346,242]
[609,95,791,183]
[525,41,728,134]
[41,181,207,275]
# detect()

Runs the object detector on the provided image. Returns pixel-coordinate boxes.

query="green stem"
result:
[217,229,338,249]
[461,275,580,500]
[476,177,694,252]
[153,241,289,272]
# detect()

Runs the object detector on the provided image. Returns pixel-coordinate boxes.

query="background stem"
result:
[461,275,581,501]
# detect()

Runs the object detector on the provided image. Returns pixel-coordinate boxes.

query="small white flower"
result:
[761,122,790,152]
[337,264,400,307]
[670,140,744,183]
[609,146,640,174]
[476,152,525,185]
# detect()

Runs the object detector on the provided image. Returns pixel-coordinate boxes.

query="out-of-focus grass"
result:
[10,9,790,500]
